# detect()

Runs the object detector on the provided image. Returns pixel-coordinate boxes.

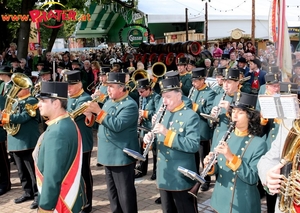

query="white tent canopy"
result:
[138,0,300,40]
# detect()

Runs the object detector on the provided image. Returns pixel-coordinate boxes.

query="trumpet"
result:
[32,82,41,97]
[123,105,167,161]
[177,121,236,197]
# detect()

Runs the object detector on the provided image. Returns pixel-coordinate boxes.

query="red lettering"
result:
[55,10,63,22]
[68,10,76,21]
[18,15,30,21]
[47,10,58,21]
[61,12,68,21]
[10,15,19,21]
[1,15,11,21]
[29,10,43,22]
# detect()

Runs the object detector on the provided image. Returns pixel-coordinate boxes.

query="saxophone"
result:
[278,119,300,212]
[3,73,33,135]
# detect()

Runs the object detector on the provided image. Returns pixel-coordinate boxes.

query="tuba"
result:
[150,62,166,88]
[3,73,33,135]
[278,119,300,212]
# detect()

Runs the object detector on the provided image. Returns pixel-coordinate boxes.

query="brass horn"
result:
[151,62,166,88]
[127,69,149,92]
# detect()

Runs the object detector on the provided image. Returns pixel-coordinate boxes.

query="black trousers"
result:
[0,141,10,191]
[13,149,38,198]
[105,163,137,213]
[136,139,148,175]
[266,193,277,213]
[159,189,198,213]
[82,151,93,212]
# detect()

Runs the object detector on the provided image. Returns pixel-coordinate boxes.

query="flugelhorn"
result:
[200,92,226,125]
[123,105,167,161]
[87,81,101,92]
[177,121,236,197]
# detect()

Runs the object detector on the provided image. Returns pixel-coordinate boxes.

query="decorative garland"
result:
[118,23,151,54]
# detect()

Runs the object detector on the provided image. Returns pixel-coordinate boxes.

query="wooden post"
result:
[205,2,208,49]
[251,0,255,45]
[185,8,189,41]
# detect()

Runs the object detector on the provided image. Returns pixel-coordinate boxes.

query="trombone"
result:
[87,81,101,92]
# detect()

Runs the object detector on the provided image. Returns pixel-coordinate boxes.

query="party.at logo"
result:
[1,0,90,29]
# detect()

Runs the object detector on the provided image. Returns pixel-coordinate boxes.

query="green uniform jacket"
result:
[157,95,192,110]
[240,82,251,94]
[258,84,266,95]
[212,85,224,95]
[180,73,192,97]
[210,132,267,213]
[37,115,86,211]
[140,92,161,131]
[68,89,93,152]
[189,85,216,140]
[212,93,234,145]
[97,94,139,166]
[156,103,200,191]
[7,96,40,151]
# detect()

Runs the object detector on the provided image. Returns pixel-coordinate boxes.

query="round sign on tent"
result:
[128,28,143,48]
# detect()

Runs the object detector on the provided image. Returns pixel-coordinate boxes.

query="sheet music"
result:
[258,94,299,119]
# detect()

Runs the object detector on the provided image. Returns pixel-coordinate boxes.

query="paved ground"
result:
[0,131,268,213]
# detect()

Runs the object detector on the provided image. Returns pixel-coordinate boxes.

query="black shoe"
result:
[154,197,161,204]
[150,173,156,180]
[96,163,103,167]
[30,200,38,209]
[200,182,210,191]
[14,195,33,204]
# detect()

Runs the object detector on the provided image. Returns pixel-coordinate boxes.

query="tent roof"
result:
[138,0,300,26]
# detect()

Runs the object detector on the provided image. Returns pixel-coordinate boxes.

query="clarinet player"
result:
[143,77,200,213]
[203,92,267,213]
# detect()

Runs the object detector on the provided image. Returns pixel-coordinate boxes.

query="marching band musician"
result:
[63,71,94,213]
[143,77,200,213]
[124,68,139,104]
[135,78,161,179]
[0,66,13,196]
[186,59,196,74]
[204,92,267,213]
[189,67,216,191]
[71,60,88,93]
[0,77,40,209]
[257,83,299,213]
[219,54,230,68]
[239,68,251,94]
[164,71,192,108]
[212,67,225,95]
[84,72,139,213]
[210,68,241,143]
[176,57,192,97]
[34,82,87,212]
[91,67,110,107]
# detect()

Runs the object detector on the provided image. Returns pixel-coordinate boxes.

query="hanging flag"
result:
[269,0,292,80]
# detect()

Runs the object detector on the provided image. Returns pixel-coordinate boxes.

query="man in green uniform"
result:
[0,74,40,209]
[34,81,87,213]
[177,57,192,96]
[0,66,13,196]
[211,67,225,95]
[84,72,139,213]
[64,71,94,213]
[135,78,161,179]
[144,77,200,213]
[91,67,110,106]
[210,68,240,144]
[189,67,216,191]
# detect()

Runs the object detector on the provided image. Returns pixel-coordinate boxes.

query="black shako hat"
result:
[280,82,299,94]
[37,82,68,99]
[63,70,81,84]
[159,77,181,92]
[137,78,150,89]
[106,72,126,84]
[0,66,13,75]
[191,68,206,79]
[39,69,51,76]
[231,92,257,110]
[177,57,188,65]
[221,54,230,60]
[236,57,247,63]
[165,70,180,81]
[215,66,226,76]
[267,66,280,74]
[98,67,110,76]
[264,73,279,85]
[222,68,239,81]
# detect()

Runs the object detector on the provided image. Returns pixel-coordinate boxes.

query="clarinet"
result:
[201,121,236,177]
[142,105,167,158]
[188,87,195,99]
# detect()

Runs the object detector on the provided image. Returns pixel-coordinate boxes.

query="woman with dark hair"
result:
[213,43,223,59]
[245,41,256,55]
[204,92,267,213]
